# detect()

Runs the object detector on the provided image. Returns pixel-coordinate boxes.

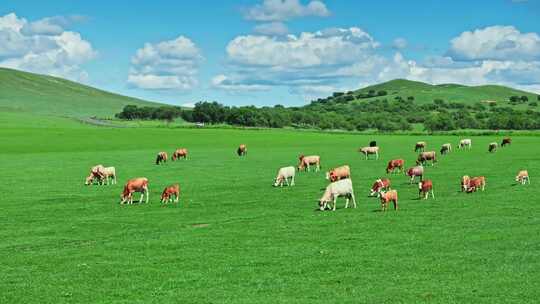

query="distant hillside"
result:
[0,68,164,118]
[320,79,539,109]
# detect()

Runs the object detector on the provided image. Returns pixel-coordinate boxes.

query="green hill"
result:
[0,67,164,118]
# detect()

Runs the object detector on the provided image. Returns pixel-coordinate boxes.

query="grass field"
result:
[1,120,539,303]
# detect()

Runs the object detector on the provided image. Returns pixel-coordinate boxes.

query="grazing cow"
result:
[298,155,321,172]
[418,180,434,200]
[318,178,356,211]
[386,159,404,174]
[85,164,104,185]
[465,176,486,193]
[160,184,180,204]
[120,178,149,204]
[359,146,379,160]
[459,139,472,150]
[414,141,426,152]
[461,175,470,192]
[369,141,377,147]
[325,165,351,182]
[97,166,117,185]
[501,137,512,147]
[379,190,398,211]
[515,170,530,185]
[237,144,247,156]
[488,142,498,153]
[156,152,168,165]
[172,148,188,160]
[370,178,391,197]
[273,166,296,187]
[417,151,437,166]
[440,143,452,155]
[406,166,424,184]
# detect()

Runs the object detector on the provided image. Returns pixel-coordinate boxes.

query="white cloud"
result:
[253,22,288,36]
[0,13,95,81]
[448,25,540,61]
[128,36,203,90]
[244,0,330,21]
[392,38,407,49]
[211,74,271,92]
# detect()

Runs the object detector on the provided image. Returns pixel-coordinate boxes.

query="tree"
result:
[521,96,529,102]
[407,96,415,101]
[377,90,387,96]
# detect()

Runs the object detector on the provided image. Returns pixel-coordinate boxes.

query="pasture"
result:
[1,122,539,303]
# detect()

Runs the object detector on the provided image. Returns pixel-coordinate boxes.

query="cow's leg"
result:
[139,193,144,203]
[291,175,295,186]
[332,197,337,211]
[145,189,149,203]
[345,197,349,209]
[285,177,289,186]
[376,152,379,160]
[431,189,435,199]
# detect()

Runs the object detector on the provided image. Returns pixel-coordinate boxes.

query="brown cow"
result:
[237,144,247,156]
[120,177,149,204]
[515,170,530,185]
[160,184,180,204]
[406,166,424,184]
[465,176,486,193]
[326,165,350,182]
[418,180,434,200]
[386,159,404,174]
[488,142,498,153]
[414,141,426,152]
[417,151,437,166]
[501,137,512,147]
[156,152,168,165]
[370,178,391,197]
[298,155,321,172]
[379,190,398,211]
[172,148,188,160]
[461,175,470,192]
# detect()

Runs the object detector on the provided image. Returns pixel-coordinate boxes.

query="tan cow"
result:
[417,151,437,166]
[237,144,247,156]
[160,184,180,203]
[386,159,404,174]
[359,146,379,160]
[515,170,530,185]
[379,190,398,211]
[298,155,321,172]
[120,178,149,204]
[465,176,486,193]
[415,141,426,152]
[156,152,168,165]
[172,148,188,160]
[326,165,350,182]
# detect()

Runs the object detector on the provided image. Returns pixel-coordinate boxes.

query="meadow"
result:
[1,118,539,304]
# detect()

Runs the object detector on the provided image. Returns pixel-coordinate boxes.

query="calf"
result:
[326,165,351,182]
[461,175,470,192]
[379,190,398,211]
[459,139,472,150]
[298,155,321,172]
[488,142,498,153]
[418,180,434,200]
[156,152,168,165]
[274,166,296,187]
[414,141,426,152]
[318,179,356,211]
[359,146,379,160]
[515,170,530,185]
[406,166,424,184]
[237,144,247,156]
[386,159,404,174]
[501,137,512,147]
[120,177,149,204]
[440,143,452,155]
[370,178,391,197]
[417,151,437,166]
[465,176,486,193]
[160,184,180,204]
[172,148,188,160]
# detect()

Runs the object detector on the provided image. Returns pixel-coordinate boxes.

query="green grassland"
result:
[1,119,539,303]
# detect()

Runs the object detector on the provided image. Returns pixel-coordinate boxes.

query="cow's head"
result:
[370,179,383,196]
[273,176,283,187]
[318,199,328,211]
[85,175,93,185]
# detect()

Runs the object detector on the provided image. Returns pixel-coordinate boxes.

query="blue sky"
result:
[1,0,540,107]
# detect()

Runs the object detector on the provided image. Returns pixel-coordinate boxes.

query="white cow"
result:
[318,178,357,211]
[273,166,295,187]
[459,139,472,150]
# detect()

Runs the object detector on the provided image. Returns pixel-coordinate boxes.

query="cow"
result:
[465,176,486,193]
[459,139,472,150]
[501,137,512,147]
[237,144,247,156]
[440,143,452,155]
[359,146,379,160]
[417,151,437,166]
[273,166,296,187]
[488,142,498,153]
[156,152,168,165]
[160,184,180,204]
[85,165,116,185]
[172,148,188,160]
[85,164,104,185]
[418,180,434,200]
[120,178,149,204]
[318,178,356,211]
[515,170,530,185]
[461,175,470,192]
[369,141,377,147]
[414,141,426,152]
[379,190,398,211]
[370,178,391,197]
[406,166,424,184]
[325,165,351,182]
[298,155,321,172]
[386,159,404,174]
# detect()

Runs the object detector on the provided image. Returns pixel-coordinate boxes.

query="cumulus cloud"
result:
[0,13,95,81]
[392,38,407,49]
[448,25,540,61]
[211,74,271,92]
[128,36,203,90]
[253,22,289,35]
[244,0,330,21]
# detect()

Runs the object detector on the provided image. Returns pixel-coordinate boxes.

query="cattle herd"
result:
[84,136,530,211]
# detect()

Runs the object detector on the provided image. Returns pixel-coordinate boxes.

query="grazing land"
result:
[1,119,539,303]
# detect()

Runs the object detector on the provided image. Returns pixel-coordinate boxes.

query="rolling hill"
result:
[0,67,164,118]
